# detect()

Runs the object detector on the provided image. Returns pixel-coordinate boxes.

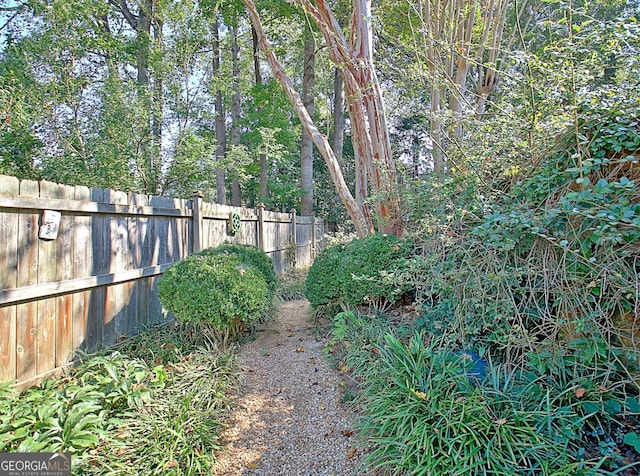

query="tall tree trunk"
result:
[300,28,315,216]
[244,0,374,237]
[151,13,163,194]
[331,1,347,204]
[332,68,345,163]
[212,17,226,204]
[230,26,242,207]
[252,26,268,203]
[137,0,154,193]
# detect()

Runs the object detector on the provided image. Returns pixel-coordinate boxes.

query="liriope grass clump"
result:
[352,332,595,475]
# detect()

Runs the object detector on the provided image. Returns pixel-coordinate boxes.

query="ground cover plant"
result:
[0,325,236,475]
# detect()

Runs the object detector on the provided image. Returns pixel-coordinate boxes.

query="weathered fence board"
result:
[55,183,74,368]
[15,179,39,382]
[0,174,325,386]
[0,176,18,381]
[72,185,91,353]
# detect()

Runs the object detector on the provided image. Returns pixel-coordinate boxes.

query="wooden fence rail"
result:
[0,174,325,387]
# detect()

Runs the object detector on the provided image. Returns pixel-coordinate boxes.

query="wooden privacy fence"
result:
[0,174,325,386]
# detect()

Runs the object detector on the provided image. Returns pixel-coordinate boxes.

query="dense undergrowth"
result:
[0,325,236,475]
[310,98,640,474]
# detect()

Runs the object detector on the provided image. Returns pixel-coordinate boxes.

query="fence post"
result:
[192,190,203,253]
[291,209,297,268]
[257,203,265,251]
[311,215,316,260]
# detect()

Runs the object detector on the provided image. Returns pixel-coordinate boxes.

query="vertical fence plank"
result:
[257,203,265,252]
[127,192,141,338]
[0,176,19,381]
[192,192,203,253]
[134,193,150,331]
[72,186,91,353]
[87,187,106,352]
[107,190,129,343]
[15,179,39,382]
[55,184,74,367]
[148,195,168,326]
[36,180,61,376]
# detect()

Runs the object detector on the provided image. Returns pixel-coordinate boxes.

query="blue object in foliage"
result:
[454,350,488,384]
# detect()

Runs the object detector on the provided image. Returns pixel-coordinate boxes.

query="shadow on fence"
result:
[0,175,325,387]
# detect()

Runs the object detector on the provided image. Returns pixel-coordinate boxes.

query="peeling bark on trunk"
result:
[332,68,345,163]
[243,0,374,237]
[248,0,404,236]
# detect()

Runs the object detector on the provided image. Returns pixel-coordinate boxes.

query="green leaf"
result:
[604,399,621,416]
[624,432,640,452]
[625,397,640,413]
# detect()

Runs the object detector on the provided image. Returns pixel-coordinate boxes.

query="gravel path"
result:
[214,300,369,476]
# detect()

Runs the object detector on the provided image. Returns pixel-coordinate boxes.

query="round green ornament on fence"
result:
[229,212,241,235]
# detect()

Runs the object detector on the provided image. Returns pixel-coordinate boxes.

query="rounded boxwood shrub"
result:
[198,244,278,297]
[305,242,347,307]
[158,251,269,344]
[305,233,414,309]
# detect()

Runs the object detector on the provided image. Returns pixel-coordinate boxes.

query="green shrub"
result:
[199,244,278,297]
[305,233,414,311]
[305,242,346,307]
[158,252,270,344]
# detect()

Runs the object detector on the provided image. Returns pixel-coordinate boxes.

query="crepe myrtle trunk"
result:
[243,0,404,237]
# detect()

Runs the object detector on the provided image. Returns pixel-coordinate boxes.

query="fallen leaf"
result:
[248,462,258,469]
[598,385,609,392]
[295,346,305,353]
[494,418,507,425]
[339,363,349,373]
[411,388,427,400]
[576,388,586,398]
[341,430,356,437]
[346,447,357,459]
[164,460,178,469]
